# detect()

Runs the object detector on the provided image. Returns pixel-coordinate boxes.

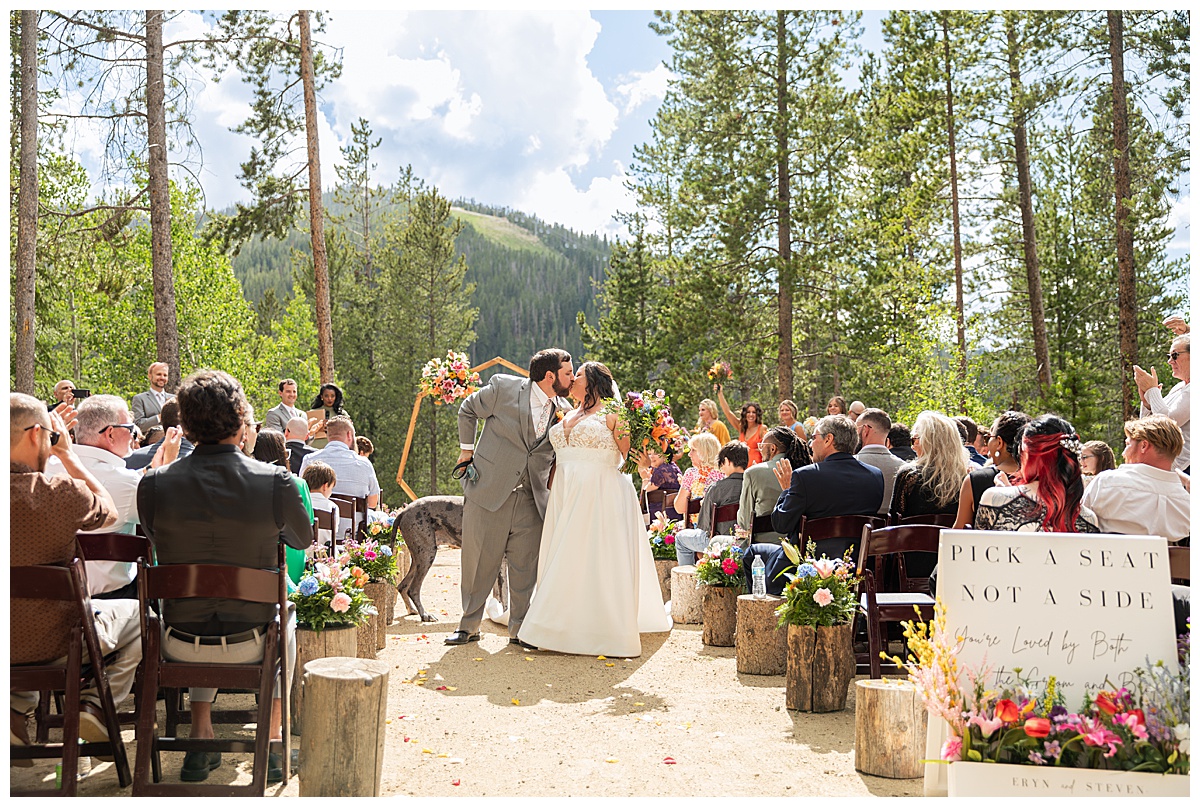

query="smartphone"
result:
[71,389,91,399]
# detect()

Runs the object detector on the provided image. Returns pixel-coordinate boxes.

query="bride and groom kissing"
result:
[444,348,671,657]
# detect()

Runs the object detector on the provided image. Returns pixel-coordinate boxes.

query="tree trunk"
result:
[1108,10,1138,422]
[786,623,854,712]
[775,10,794,402]
[299,657,389,797]
[854,679,928,778]
[299,10,335,384]
[701,585,739,646]
[941,15,967,411]
[145,11,181,390]
[14,10,38,395]
[735,594,787,675]
[1006,13,1051,399]
[670,565,703,624]
[291,624,357,735]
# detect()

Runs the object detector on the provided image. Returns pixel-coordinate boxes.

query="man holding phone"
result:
[132,361,175,433]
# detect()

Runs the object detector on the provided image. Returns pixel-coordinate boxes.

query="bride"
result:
[517,361,672,656]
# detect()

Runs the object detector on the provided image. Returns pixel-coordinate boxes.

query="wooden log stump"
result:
[701,586,739,646]
[292,625,358,735]
[786,623,854,712]
[364,582,389,652]
[654,559,677,604]
[854,679,928,779]
[299,657,390,797]
[670,565,702,624]
[356,604,379,659]
[735,594,786,675]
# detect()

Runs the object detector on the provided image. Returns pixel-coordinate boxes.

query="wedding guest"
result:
[848,400,866,423]
[887,423,917,462]
[715,385,767,465]
[125,399,194,471]
[673,432,724,521]
[309,382,349,449]
[1080,440,1117,487]
[50,379,76,410]
[891,411,970,523]
[674,441,748,565]
[826,395,848,417]
[1135,334,1189,473]
[737,426,808,544]
[285,416,316,475]
[637,446,682,520]
[356,436,374,458]
[777,399,803,436]
[855,408,906,517]
[954,416,987,466]
[953,410,1031,529]
[975,414,1099,533]
[302,461,340,550]
[695,398,731,446]
[252,429,312,585]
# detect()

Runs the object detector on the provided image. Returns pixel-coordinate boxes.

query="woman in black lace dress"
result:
[952,410,1031,529]
[975,414,1099,533]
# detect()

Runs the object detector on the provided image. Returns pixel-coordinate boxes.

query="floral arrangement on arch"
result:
[890,603,1189,775]
[291,557,376,632]
[419,350,482,405]
[605,389,688,475]
[694,536,745,589]
[774,540,861,628]
[706,360,732,384]
[343,534,398,584]
[647,512,679,561]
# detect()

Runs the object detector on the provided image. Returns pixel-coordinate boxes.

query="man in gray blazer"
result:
[131,361,175,433]
[263,378,306,433]
[446,349,574,649]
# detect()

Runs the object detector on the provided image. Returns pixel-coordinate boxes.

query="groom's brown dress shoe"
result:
[509,638,538,650]
[445,630,480,645]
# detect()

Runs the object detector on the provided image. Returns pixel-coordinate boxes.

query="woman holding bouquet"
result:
[715,385,767,464]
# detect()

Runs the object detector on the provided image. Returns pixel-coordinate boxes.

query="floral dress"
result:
[679,465,725,499]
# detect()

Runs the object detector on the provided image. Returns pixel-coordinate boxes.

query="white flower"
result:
[1174,724,1189,755]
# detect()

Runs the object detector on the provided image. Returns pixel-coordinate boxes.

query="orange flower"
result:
[1094,691,1119,715]
[994,699,1020,723]
[1023,717,1051,738]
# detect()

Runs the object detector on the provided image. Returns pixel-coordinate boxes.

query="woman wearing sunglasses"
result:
[1135,334,1190,474]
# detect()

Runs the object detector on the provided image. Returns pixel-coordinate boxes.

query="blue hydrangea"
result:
[380,545,393,557]
[297,576,319,596]
[796,563,817,579]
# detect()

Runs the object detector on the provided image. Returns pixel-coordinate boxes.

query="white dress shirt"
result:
[1081,463,1191,543]
[1142,380,1189,471]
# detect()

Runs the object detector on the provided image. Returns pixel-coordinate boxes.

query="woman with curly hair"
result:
[309,382,349,448]
[975,414,1099,533]
[715,384,767,464]
[953,410,1032,529]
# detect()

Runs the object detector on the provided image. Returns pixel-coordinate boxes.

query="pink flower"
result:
[970,713,1005,738]
[655,389,665,399]
[1082,724,1123,758]
[330,592,352,613]
[1114,712,1149,741]
[664,535,675,545]
[631,398,645,409]
[364,550,377,561]
[812,588,834,607]
[941,735,963,761]
[812,558,836,579]
[721,558,739,575]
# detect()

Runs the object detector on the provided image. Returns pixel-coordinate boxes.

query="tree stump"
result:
[364,582,389,651]
[356,607,379,659]
[736,594,786,675]
[292,625,357,735]
[670,565,702,624]
[701,586,739,646]
[786,623,854,712]
[654,559,677,604]
[854,679,928,779]
[298,657,389,797]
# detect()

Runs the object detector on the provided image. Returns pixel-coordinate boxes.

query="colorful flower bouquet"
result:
[695,536,745,589]
[774,540,861,627]
[343,534,398,584]
[706,360,732,384]
[605,388,688,474]
[647,512,680,561]
[419,350,482,405]
[890,603,1190,775]
[291,556,377,632]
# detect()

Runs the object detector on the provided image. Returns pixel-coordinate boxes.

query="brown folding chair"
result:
[712,502,740,534]
[682,496,703,528]
[749,513,775,539]
[1169,545,1189,585]
[898,513,956,528]
[10,559,132,794]
[855,524,940,678]
[133,545,291,795]
[798,514,887,564]
[331,492,368,539]
[313,510,337,552]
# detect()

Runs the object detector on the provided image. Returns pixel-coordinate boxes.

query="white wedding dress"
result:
[517,411,672,656]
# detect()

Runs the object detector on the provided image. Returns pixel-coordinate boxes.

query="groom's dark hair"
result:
[529,348,571,383]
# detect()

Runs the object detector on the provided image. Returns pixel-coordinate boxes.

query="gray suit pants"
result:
[459,487,542,636]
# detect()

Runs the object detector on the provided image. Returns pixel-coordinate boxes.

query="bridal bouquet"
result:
[774,540,860,628]
[291,557,377,632]
[343,534,398,584]
[605,389,688,474]
[706,360,732,384]
[419,350,482,405]
[647,512,680,561]
[694,536,745,589]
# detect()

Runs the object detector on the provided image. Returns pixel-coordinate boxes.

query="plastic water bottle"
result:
[751,555,766,599]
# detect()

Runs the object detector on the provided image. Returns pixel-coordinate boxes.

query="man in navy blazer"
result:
[747,415,884,594]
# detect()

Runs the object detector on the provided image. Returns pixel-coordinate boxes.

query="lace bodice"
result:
[550,411,618,455]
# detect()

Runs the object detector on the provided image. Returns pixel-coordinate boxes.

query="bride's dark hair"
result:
[578,361,616,411]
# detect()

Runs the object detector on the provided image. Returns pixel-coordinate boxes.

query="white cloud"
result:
[614,63,671,115]
[514,163,634,237]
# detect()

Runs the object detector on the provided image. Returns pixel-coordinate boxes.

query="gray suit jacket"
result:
[131,390,174,432]
[856,444,907,516]
[457,374,567,519]
[738,456,784,542]
[263,402,305,433]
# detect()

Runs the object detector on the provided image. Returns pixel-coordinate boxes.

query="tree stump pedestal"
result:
[292,625,358,735]
[735,594,786,675]
[701,586,739,646]
[670,565,702,624]
[299,657,390,797]
[363,582,389,652]
[854,679,928,779]
[785,623,855,712]
[654,559,677,604]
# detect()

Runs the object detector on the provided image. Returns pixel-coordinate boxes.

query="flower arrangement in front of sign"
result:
[344,534,398,583]
[890,605,1190,775]
[774,540,861,627]
[605,389,688,474]
[647,512,680,561]
[419,350,481,405]
[694,536,745,589]
[706,360,732,384]
[291,557,376,632]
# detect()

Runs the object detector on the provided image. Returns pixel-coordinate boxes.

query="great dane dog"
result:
[390,495,507,623]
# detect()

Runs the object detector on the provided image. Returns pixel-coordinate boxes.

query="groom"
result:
[446,348,574,649]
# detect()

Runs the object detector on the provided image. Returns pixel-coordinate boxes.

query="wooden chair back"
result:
[76,531,153,564]
[797,514,887,564]
[855,524,941,678]
[897,512,956,528]
[331,492,368,538]
[683,496,703,528]
[313,509,338,549]
[1169,545,1189,584]
[712,502,740,532]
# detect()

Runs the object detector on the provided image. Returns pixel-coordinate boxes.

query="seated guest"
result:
[673,432,725,521]
[285,416,316,475]
[239,403,258,456]
[263,378,305,433]
[975,414,1099,533]
[848,400,866,423]
[1082,415,1190,543]
[777,399,802,436]
[826,396,848,416]
[955,416,987,466]
[125,399,193,470]
[1080,439,1117,487]
[138,370,311,783]
[675,441,749,565]
[356,435,374,459]
[637,445,682,520]
[10,393,140,751]
[303,461,340,551]
[887,422,918,462]
[49,379,76,410]
[1136,334,1189,473]
[738,426,809,545]
[299,415,383,536]
[954,410,1031,529]
[141,425,164,446]
[855,408,906,517]
[253,429,314,584]
[891,411,971,522]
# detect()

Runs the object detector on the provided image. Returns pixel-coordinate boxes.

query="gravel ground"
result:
[11,547,923,797]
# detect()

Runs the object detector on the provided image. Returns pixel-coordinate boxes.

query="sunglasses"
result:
[24,423,61,446]
[101,423,137,436]
[1168,351,1189,361]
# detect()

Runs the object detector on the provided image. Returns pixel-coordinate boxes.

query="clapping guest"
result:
[953,410,1031,529]
[673,432,724,522]
[1080,440,1116,487]
[715,384,767,464]
[637,446,682,520]
[695,398,731,445]
[1135,334,1190,473]
[975,414,1098,533]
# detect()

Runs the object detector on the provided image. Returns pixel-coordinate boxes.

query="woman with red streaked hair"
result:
[974,414,1099,533]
